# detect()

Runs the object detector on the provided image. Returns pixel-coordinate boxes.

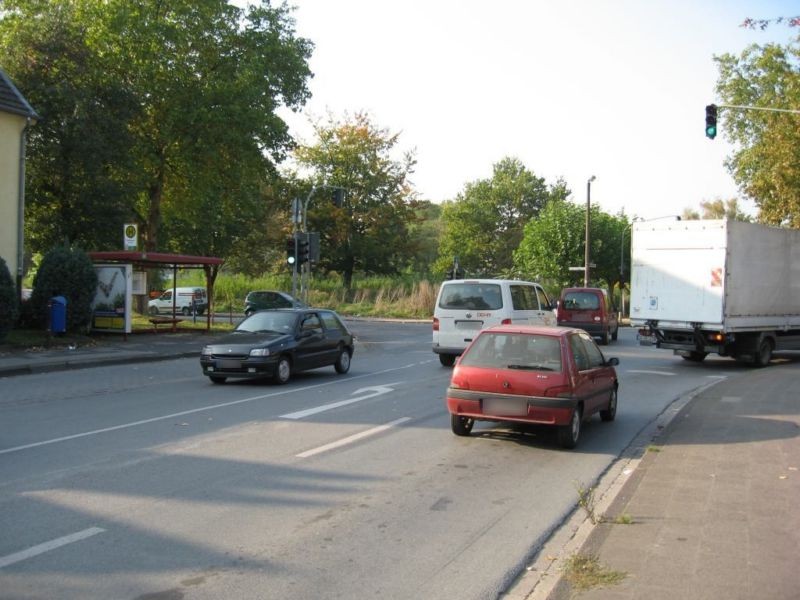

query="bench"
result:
[149,316,181,333]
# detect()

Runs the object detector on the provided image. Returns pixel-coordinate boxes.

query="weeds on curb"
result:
[562,553,627,591]
[574,481,603,524]
[647,445,662,453]
[613,513,634,525]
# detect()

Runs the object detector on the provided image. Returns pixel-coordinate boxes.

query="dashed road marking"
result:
[297,417,412,458]
[0,527,105,569]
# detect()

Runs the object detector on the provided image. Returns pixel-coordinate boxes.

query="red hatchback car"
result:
[445,325,619,449]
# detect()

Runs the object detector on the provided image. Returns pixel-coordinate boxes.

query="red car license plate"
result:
[483,398,528,416]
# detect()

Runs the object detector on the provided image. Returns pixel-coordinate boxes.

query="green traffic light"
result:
[705,104,718,139]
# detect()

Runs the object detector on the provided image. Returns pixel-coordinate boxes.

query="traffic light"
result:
[297,237,310,264]
[705,104,717,139]
[286,237,296,266]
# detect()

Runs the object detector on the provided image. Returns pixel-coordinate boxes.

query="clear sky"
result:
[275,0,797,220]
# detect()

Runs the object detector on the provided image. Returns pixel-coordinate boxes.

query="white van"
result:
[147,287,208,315]
[432,279,556,366]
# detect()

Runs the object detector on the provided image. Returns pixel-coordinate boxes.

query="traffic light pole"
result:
[706,102,800,139]
[294,184,346,303]
[717,103,800,115]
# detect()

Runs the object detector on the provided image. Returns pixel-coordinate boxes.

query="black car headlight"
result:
[249,348,271,357]
[201,346,212,357]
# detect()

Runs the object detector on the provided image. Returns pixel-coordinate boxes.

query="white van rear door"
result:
[508,284,556,326]
[435,282,504,350]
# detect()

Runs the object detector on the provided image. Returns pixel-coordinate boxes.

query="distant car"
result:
[445,325,619,449]
[148,287,207,316]
[557,287,618,345]
[244,290,306,317]
[200,308,354,384]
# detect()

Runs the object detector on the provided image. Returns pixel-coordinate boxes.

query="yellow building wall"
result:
[0,112,26,280]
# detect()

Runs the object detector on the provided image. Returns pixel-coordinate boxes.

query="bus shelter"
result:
[88,251,224,332]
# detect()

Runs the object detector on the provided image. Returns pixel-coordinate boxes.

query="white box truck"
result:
[630,219,800,366]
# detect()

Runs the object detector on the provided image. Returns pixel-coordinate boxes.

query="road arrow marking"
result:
[280,383,401,420]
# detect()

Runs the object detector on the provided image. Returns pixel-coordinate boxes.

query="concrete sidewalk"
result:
[0,330,216,377]
[530,359,800,600]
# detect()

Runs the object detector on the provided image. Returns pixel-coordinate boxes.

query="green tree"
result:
[293,112,419,288]
[715,38,800,226]
[0,0,139,253]
[434,158,567,277]
[405,201,442,277]
[30,246,98,332]
[681,198,752,221]
[0,0,313,255]
[0,257,18,341]
[514,199,629,293]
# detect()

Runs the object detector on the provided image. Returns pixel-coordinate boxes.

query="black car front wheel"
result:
[275,356,292,384]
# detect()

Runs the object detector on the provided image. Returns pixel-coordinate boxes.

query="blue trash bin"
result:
[48,295,67,334]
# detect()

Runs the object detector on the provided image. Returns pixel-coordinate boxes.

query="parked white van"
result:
[147,287,208,315]
[432,279,556,366]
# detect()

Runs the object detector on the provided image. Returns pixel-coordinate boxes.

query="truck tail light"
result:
[433,317,440,331]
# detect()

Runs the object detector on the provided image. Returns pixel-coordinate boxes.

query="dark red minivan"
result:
[557,287,619,345]
[445,325,619,449]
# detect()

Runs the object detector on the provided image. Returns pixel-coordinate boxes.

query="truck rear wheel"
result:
[753,339,773,367]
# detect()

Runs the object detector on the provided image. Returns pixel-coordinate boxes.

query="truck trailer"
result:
[630,219,800,366]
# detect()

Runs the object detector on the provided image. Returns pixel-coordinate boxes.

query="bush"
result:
[0,257,18,341]
[30,246,98,332]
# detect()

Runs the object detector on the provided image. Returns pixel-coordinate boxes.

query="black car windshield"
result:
[236,311,298,334]
[461,332,563,372]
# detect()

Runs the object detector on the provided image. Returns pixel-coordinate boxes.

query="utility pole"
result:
[584,175,596,287]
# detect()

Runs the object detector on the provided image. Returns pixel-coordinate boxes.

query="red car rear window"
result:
[461,332,562,372]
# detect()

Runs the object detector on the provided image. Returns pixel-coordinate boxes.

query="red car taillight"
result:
[501,318,512,325]
[433,317,440,331]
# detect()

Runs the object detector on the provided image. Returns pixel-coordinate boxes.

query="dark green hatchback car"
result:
[200,308,354,384]
[244,290,306,316]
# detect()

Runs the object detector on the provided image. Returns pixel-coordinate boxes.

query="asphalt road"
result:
[0,323,759,599]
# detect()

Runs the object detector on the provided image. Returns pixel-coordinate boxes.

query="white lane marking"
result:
[0,364,424,455]
[625,369,676,376]
[296,417,412,458]
[280,384,400,420]
[0,527,105,569]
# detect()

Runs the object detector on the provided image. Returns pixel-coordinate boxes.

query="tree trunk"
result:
[144,160,166,251]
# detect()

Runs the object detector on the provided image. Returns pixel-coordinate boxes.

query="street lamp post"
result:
[584,176,596,287]
[619,222,633,318]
